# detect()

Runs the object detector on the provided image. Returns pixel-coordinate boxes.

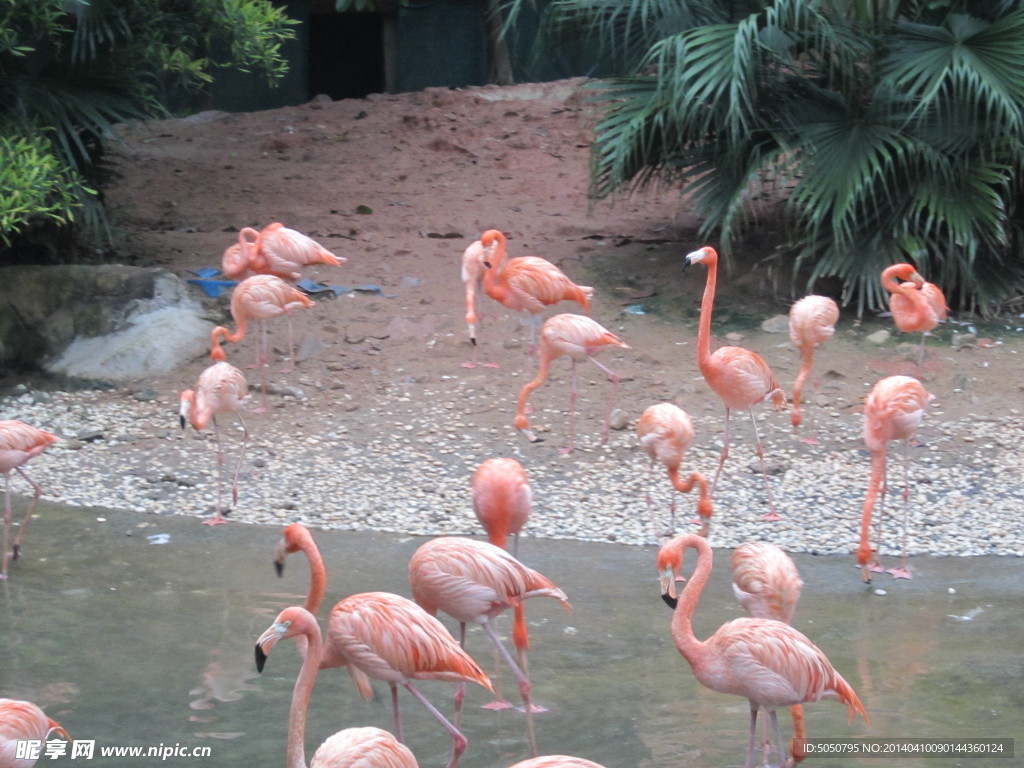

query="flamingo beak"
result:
[659,568,679,608]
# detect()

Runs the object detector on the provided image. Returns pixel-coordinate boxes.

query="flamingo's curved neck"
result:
[300,538,327,615]
[482,232,508,300]
[287,617,322,768]
[857,449,887,571]
[671,538,712,662]
[695,258,718,373]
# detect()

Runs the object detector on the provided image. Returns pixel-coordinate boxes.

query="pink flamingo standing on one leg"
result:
[514,313,629,453]
[881,263,947,366]
[0,420,58,579]
[788,295,839,444]
[255,607,419,768]
[179,361,249,526]
[636,403,713,538]
[684,246,787,521]
[658,534,867,768]
[858,375,933,581]
[409,536,571,757]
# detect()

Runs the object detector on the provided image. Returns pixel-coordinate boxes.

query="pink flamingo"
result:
[472,457,531,556]
[409,536,571,755]
[0,698,71,767]
[255,607,419,768]
[179,361,249,525]
[256,592,491,768]
[507,759,608,768]
[658,534,867,768]
[222,223,345,281]
[881,264,948,365]
[858,375,933,581]
[514,313,629,453]
[480,229,593,354]
[788,295,840,443]
[210,274,314,410]
[684,246,787,521]
[461,239,499,368]
[636,403,713,538]
[0,421,58,579]
[731,541,807,765]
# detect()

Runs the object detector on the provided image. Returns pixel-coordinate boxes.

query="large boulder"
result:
[0,265,216,381]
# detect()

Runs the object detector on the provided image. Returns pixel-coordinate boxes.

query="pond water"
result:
[1,501,1020,767]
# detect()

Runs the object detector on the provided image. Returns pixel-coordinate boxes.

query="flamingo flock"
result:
[3,229,959,768]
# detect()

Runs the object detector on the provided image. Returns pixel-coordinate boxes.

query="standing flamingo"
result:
[461,239,499,369]
[636,403,713,538]
[222,223,345,281]
[684,246,787,521]
[0,421,58,580]
[731,541,807,765]
[210,274,315,409]
[472,457,531,555]
[858,375,933,581]
[507,759,608,768]
[271,523,376,700]
[658,534,867,768]
[409,536,571,756]
[480,229,593,355]
[179,361,249,525]
[514,313,629,453]
[255,607,419,768]
[788,295,840,443]
[0,698,71,768]
[259,591,491,768]
[881,263,948,365]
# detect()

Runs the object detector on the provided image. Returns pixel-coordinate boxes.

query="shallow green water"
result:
[1,501,1020,767]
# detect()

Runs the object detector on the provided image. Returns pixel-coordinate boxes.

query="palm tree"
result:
[505,0,1024,316]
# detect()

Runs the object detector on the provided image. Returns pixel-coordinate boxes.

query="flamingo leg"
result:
[401,681,468,768]
[1,474,12,579]
[887,438,914,579]
[871,458,888,574]
[10,467,44,560]
[748,410,782,521]
[229,414,249,509]
[585,353,621,446]
[559,359,579,455]
[769,708,787,768]
[711,407,732,497]
[203,418,229,526]
[279,313,297,374]
[390,683,403,743]
[480,620,539,758]
[745,703,759,768]
[251,321,270,414]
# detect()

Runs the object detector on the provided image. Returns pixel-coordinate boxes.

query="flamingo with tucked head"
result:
[788,295,839,443]
[881,263,947,365]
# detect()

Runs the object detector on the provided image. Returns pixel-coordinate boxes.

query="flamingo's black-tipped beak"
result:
[274,559,284,577]
[255,643,268,673]
[179,414,187,430]
[483,261,492,269]
[661,593,678,610]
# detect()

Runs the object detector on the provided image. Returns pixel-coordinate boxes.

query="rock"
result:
[760,314,790,333]
[608,408,630,431]
[865,329,891,345]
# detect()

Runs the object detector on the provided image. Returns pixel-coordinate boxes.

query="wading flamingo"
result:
[179,361,249,525]
[881,264,948,365]
[480,229,593,355]
[409,536,571,755]
[461,239,499,368]
[658,534,867,768]
[210,274,315,408]
[255,607,419,768]
[636,403,713,538]
[0,421,58,579]
[507,759,608,768]
[684,246,787,521]
[731,541,807,765]
[788,295,840,443]
[271,523,376,700]
[472,457,531,556]
[222,223,345,281]
[858,375,933,581]
[0,698,71,768]
[260,592,489,768]
[514,313,629,453]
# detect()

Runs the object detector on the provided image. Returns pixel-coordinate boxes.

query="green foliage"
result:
[0,0,297,253]
[505,0,1024,316]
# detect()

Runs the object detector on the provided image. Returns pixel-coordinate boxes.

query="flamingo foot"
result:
[279,365,296,374]
[761,512,784,522]
[203,516,228,526]
[869,561,886,574]
[887,566,913,579]
[482,362,500,369]
[516,702,549,714]
[558,445,574,455]
[460,361,478,369]
[12,543,21,561]
[252,405,269,414]
[480,699,515,711]
[799,435,821,445]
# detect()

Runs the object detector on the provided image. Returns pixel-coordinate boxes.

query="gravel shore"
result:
[3,362,1022,560]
